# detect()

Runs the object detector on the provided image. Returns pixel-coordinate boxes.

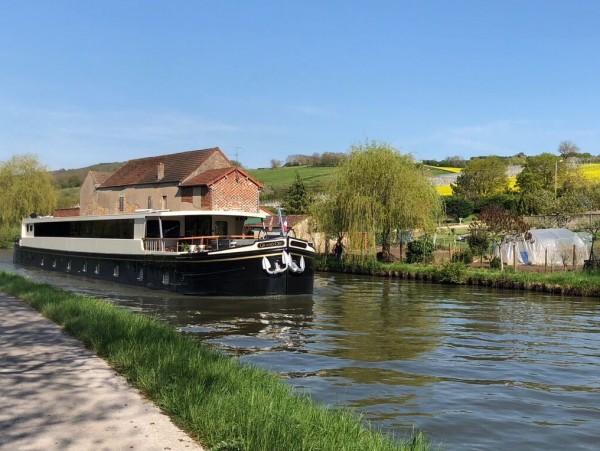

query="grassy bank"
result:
[0,271,431,451]
[317,255,600,297]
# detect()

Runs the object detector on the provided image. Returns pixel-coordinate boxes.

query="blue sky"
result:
[1,1,599,170]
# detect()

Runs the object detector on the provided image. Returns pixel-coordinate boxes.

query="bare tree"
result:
[558,140,580,158]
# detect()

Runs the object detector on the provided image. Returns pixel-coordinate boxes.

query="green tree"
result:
[312,141,441,259]
[451,157,508,201]
[555,189,590,228]
[0,154,57,247]
[517,188,555,215]
[516,153,561,193]
[443,196,474,221]
[282,171,312,214]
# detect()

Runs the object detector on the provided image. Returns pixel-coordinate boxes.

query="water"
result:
[2,248,599,450]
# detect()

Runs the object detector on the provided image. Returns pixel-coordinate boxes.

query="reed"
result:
[0,271,432,451]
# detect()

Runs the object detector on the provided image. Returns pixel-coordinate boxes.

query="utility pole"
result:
[234,146,243,165]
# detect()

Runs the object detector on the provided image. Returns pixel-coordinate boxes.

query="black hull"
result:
[12,244,314,296]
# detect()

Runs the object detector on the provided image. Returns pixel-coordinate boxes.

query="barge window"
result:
[185,215,211,237]
[146,220,180,238]
[94,263,100,275]
[215,221,228,235]
[113,264,119,277]
[67,260,71,271]
[162,271,169,285]
[35,219,134,239]
[82,261,87,273]
[137,267,144,281]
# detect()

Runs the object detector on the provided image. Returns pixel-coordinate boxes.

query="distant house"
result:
[79,147,263,216]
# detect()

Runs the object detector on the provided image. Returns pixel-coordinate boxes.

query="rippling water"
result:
[2,249,599,450]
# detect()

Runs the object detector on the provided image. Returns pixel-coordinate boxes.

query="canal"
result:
[1,249,599,450]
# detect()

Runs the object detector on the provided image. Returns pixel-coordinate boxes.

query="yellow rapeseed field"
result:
[436,185,453,196]
[581,164,600,179]
[433,163,600,196]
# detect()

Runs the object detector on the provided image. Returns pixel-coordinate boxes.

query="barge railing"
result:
[143,235,257,252]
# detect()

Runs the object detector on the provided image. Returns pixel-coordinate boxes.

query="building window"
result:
[161,196,167,210]
[82,261,87,273]
[119,195,125,212]
[162,271,170,285]
[137,267,144,281]
[40,257,44,266]
[67,260,71,271]
[113,264,119,277]
[181,187,193,203]
[148,196,153,209]
[52,259,57,268]
[95,263,100,275]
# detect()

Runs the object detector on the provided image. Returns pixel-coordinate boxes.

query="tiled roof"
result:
[100,147,222,188]
[180,167,264,188]
[89,171,112,186]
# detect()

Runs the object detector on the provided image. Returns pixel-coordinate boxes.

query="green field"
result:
[247,164,459,188]
[247,166,336,189]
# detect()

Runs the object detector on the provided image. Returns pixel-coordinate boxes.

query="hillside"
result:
[52,162,124,187]
[246,166,335,188]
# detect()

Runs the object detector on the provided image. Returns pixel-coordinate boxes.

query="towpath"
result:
[0,292,204,451]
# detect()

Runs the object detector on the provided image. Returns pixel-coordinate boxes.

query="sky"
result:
[1,1,599,170]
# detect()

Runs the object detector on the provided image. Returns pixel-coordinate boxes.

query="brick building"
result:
[79,147,263,216]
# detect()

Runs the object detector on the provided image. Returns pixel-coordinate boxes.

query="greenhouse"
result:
[496,228,592,267]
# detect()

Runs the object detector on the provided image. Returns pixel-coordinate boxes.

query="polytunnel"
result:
[496,228,592,266]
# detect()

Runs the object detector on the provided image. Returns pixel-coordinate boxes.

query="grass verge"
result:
[0,271,432,451]
[318,255,600,297]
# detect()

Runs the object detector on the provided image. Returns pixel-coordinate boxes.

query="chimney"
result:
[157,162,165,181]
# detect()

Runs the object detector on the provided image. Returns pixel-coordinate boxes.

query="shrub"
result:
[406,239,435,263]
[467,230,490,257]
[490,256,502,270]
[452,249,473,264]
[438,261,468,284]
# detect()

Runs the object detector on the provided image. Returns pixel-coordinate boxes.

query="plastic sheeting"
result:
[496,228,592,266]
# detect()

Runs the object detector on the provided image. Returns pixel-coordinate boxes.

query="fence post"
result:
[572,244,576,270]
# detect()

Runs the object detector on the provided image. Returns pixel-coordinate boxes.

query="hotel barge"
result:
[13,209,315,296]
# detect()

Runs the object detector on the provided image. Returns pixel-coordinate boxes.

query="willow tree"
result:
[0,154,57,247]
[312,141,441,258]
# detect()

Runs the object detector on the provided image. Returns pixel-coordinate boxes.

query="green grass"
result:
[318,255,600,297]
[0,271,432,451]
[247,166,336,189]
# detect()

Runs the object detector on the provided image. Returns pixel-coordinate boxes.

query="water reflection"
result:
[2,249,600,450]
